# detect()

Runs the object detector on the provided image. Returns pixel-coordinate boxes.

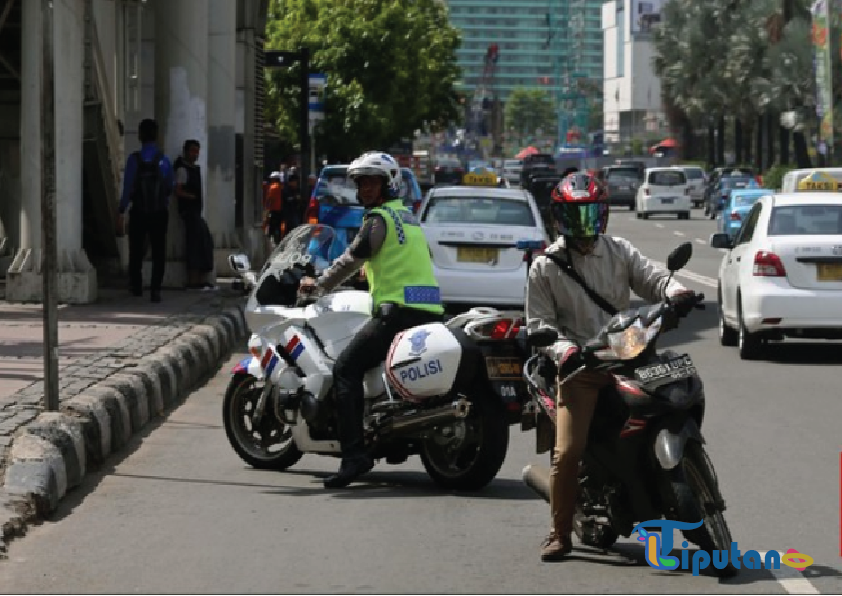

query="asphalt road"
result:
[0,210,840,594]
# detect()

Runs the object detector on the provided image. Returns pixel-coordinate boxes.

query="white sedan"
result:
[711,192,842,359]
[419,187,549,308]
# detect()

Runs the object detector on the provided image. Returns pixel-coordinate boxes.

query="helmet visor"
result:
[554,202,607,237]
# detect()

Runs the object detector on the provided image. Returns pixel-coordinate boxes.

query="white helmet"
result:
[347,151,401,198]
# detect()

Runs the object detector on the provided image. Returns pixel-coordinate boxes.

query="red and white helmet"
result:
[550,172,609,238]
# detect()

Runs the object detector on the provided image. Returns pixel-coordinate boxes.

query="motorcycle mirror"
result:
[527,328,559,348]
[228,254,250,272]
[666,242,692,272]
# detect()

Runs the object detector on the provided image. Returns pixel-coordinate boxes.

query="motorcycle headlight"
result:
[596,317,662,360]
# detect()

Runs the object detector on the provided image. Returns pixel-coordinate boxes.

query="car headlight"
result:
[595,317,662,360]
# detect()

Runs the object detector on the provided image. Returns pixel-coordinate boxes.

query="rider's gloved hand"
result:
[669,289,698,317]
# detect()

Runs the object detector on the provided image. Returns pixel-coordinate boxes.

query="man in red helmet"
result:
[526,171,694,561]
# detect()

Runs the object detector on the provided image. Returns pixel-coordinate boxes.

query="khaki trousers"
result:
[549,370,612,537]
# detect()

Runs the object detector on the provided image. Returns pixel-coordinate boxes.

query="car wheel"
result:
[709,210,716,220]
[737,296,763,360]
[679,211,690,220]
[641,212,649,220]
[717,289,738,346]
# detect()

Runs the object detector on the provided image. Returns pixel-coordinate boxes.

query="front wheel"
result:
[223,373,303,470]
[670,442,738,578]
[420,394,509,491]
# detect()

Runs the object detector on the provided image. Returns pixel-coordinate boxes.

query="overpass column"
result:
[7,0,96,304]
[207,0,240,277]
[153,0,208,288]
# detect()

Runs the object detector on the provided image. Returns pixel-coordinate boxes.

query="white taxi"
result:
[419,181,549,308]
[710,192,842,359]
[780,168,842,193]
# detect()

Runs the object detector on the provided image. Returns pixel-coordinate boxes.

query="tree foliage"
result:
[503,88,556,137]
[264,0,462,161]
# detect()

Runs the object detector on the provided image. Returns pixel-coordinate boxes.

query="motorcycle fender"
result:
[654,418,705,470]
[231,356,264,380]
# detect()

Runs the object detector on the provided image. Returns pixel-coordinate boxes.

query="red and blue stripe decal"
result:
[261,347,280,377]
[285,335,305,362]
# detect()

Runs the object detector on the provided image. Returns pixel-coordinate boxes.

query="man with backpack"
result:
[116,118,174,303]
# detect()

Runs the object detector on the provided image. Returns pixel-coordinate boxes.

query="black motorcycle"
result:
[521,242,737,577]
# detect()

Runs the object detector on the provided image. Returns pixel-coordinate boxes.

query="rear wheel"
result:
[670,442,738,577]
[223,374,303,470]
[420,393,509,491]
[737,297,763,360]
[717,290,738,346]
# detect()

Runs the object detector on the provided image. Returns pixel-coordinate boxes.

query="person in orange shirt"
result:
[265,171,283,244]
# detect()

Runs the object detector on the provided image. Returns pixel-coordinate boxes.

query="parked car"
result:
[711,192,842,359]
[674,165,707,207]
[602,164,643,210]
[419,186,548,308]
[635,167,692,220]
[706,175,758,219]
[717,188,772,240]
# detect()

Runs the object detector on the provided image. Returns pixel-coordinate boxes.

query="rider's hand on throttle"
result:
[557,346,586,377]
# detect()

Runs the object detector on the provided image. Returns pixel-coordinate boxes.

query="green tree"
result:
[504,88,557,141]
[264,0,461,161]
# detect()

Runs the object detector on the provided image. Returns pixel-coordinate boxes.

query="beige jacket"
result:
[525,235,688,361]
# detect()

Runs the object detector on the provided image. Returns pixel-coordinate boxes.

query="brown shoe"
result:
[540,532,573,562]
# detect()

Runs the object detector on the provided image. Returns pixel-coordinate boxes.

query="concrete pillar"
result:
[237,25,261,264]
[153,0,208,288]
[207,0,240,276]
[7,0,97,304]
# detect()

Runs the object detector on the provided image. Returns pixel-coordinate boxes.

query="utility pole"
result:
[41,0,59,411]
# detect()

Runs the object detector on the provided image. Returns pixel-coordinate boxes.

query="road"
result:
[0,209,840,594]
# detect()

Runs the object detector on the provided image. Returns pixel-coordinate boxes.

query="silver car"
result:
[674,165,707,207]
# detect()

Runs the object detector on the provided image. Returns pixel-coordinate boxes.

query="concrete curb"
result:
[0,305,247,555]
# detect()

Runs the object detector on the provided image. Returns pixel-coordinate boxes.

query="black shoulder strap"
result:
[543,252,618,316]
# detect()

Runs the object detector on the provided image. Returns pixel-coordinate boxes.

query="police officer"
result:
[299,151,444,488]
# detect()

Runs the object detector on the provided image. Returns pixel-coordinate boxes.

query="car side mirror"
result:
[228,254,250,272]
[709,233,732,250]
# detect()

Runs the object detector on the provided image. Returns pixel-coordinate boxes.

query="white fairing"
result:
[387,323,462,401]
[306,291,373,359]
[363,364,386,398]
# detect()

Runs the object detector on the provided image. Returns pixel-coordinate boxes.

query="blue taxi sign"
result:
[796,170,841,192]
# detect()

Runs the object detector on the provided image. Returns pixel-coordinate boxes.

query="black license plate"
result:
[634,355,696,383]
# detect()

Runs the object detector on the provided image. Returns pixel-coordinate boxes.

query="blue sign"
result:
[308,73,326,115]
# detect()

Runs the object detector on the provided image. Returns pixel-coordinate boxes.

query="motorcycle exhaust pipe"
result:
[522,464,551,503]
[386,398,471,435]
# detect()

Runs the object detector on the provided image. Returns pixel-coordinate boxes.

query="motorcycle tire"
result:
[420,394,509,491]
[223,373,303,470]
[669,441,738,578]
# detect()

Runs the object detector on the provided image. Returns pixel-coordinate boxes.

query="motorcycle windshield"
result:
[264,224,346,275]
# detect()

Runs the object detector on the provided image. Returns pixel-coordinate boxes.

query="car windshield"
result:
[722,177,753,189]
[423,197,536,226]
[606,168,640,182]
[768,205,842,236]
[649,170,686,185]
[733,193,765,207]
[682,168,704,180]
[315,169,358,204]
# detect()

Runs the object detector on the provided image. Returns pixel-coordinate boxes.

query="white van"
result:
[636,167,692,219]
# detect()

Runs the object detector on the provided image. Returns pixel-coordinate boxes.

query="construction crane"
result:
[468,44,499,155]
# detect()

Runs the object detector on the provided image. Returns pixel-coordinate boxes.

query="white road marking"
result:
[674,231,685,236]
[695,238,706,245]
[651,261,718,288]
[656,223,665,228]
[757,551,820,595]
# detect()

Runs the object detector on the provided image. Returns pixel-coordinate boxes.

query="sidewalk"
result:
[0,285,248,551]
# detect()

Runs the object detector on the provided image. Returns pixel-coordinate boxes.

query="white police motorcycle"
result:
[224,224,527,490]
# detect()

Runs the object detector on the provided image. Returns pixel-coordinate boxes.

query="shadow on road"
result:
[753,341,842,366]
[256,468,541,501]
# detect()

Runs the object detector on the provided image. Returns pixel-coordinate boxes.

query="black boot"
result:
[323,453,374,489]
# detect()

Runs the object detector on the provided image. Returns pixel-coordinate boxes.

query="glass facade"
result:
[445,0,604,102]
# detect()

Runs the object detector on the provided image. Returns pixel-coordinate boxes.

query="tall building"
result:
[445,0,604,126]
[601,0,668,144]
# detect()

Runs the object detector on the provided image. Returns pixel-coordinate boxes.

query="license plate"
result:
[661,198,674,204]
[635,355,696,383]
[457,246,499,263]
[485,357,523,379]
[816,262,842,281]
